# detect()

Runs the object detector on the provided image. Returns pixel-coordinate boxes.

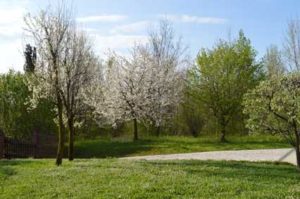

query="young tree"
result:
[193,31,264,142]
[103,49,150,141]
[24,5,71,165]
[24,3,99,164]
[264,45,285,78]
[243,73,300,168]
[60,30,100,161]
[142,21,187,135]
[89,21,186,139]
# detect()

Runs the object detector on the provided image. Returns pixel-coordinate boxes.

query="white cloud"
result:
[110,21,151,34]
[77,15,127,23]
[90,33,148,56]
[160,14,227,24]
[0,7,24,24]
[0,0,28,72]
[0,4,26,37]
[83,27,100,33]
[0,39,24,73]
[94,34,148,49]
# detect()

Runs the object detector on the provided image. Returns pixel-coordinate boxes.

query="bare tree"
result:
[284,19,300,71]
[264,45,285,77]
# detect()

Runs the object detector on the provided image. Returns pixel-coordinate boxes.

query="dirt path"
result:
[122,148,297,165]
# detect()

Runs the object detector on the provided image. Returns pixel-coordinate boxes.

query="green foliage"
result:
[189,30,264,140]
[0,70,32,137]
[30,98,57,135]
[175,82,205,137]
[0,159,299,198]
[23,44,36,73]
[0,70,56,138]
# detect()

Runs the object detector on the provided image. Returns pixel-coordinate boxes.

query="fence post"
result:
[0,129,4,159]
[33,129,39,158]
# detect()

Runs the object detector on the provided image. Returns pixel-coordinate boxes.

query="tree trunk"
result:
[0,129,4,159]
[68,117,74,161]
[296,145,300,168]
[295,133,300,168]
[133,118,138,141]
[220,125,227,143]
[53,55,65,166]
[219,115,228,143]
[192,129,198,137]
[56,98,65,166]
[156,125,161,137]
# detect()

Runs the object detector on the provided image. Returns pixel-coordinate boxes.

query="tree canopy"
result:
[190,31,264,141]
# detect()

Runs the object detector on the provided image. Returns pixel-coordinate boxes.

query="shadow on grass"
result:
[0,160,34,178]
[74,139,157,158]
[0,166,16,178]
[0,159,48,166]
[74,136,290,158]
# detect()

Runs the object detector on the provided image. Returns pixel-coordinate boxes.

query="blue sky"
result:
[0,0,299,73]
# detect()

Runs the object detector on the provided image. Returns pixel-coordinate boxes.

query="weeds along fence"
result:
[0,130,57,159]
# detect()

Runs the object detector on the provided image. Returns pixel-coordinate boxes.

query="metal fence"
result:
[3,137,37,158]
[0,131,57,159]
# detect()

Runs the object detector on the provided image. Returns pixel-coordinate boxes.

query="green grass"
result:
[75,135,290,158]
[0,159,299,198]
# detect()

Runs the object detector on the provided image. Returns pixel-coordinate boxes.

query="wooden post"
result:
[0,129,4,159]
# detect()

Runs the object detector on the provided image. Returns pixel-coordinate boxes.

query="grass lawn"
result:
[0,159,299,199]
[75,135,290,158]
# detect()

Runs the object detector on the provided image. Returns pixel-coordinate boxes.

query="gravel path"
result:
[122,148,297,165]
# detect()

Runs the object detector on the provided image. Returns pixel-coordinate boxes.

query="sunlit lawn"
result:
[0,159,299,199]
[0,135,296,198]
